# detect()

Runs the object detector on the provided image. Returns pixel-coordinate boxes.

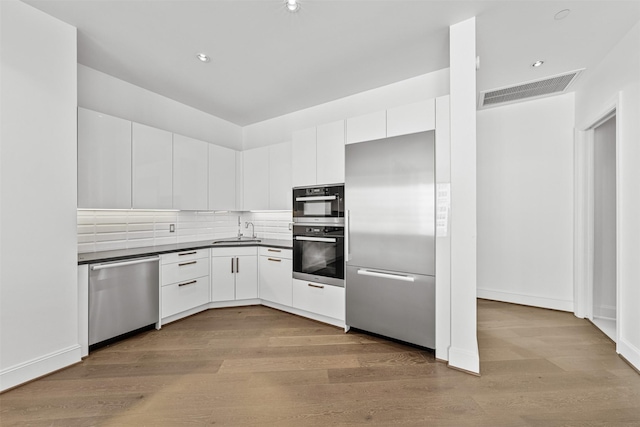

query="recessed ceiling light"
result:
[196,53,210,63]
[532,60,544,68]
[554,9,571,20]
[286,0,299,12]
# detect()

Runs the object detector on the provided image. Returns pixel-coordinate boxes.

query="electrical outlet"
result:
[169,224,175,233]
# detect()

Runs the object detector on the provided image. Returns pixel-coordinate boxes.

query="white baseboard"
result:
[618,337,640,372]
[0,345,81,392]
[448,346,480,374]
[477,288,574,312]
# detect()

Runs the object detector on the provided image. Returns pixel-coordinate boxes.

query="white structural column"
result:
[448,17,480,374]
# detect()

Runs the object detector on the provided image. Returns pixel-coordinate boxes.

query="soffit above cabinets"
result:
[24,1,640,124]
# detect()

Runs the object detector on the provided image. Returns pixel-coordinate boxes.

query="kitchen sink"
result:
[212,237,261,244]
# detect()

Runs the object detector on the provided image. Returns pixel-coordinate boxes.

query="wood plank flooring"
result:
[1,299,639,426]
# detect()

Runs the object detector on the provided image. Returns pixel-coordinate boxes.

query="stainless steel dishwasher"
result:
[89,256,160,349]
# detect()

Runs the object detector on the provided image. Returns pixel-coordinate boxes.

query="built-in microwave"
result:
[293,184,344,224]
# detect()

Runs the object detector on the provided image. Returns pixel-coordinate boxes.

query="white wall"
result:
[242,68,449,149]
[574,22,640,370]
[78,65,243,150]
[477,93,575,311]
[0,0,79,391]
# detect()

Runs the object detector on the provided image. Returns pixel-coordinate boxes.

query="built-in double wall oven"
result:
[293,185,345,287]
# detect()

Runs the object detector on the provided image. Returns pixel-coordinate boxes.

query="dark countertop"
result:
[78,238,293,265]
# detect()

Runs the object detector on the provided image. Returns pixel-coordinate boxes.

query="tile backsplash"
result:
[77,210,293,253]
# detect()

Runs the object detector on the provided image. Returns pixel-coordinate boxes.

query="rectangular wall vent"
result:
[478,69,583,109]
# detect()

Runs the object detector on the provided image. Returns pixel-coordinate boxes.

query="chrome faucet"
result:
[245,222,256,238]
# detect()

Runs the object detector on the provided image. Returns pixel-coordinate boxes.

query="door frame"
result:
[573,93,620,346]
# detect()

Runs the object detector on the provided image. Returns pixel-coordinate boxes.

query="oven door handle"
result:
[295,195,337,202]
[294,236,337,243]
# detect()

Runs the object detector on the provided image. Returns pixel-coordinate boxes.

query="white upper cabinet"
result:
[243,143,292,211]
[291,127,317,188]
[209,144,237,211]
[132,123,173,209]
[346,110,386,144]
[292,120,345,187]
[77,108,132,209]
[242,146,270,210]
[173,134,208,210]
[386,99,436,137]
[269,141,292,210]
[316,120,345,185]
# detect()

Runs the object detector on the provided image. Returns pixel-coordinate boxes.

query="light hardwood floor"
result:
[1,299,639,426]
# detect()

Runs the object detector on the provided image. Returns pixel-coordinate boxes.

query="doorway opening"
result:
[574,100,619,346]
[592,114,616,340]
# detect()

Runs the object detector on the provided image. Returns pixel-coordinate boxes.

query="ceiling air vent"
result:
[478,69,583,109]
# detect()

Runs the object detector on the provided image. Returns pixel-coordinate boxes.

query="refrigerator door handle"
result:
[347,209,351,262]
[356,269,415,282]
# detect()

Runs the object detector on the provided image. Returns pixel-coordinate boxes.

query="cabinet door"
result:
[211,256,236,302]
[173,134,208,210]
[235,255,258,300]
[291,127,316,187]
[209,144,237,211]
[242,146,270,210]
[259,256,292,306]
[77,108,131,209]
[386,99,436,137]
[132,123,173,209]
[316,120,345,185]
[292,279,345,320]
[346,110,386,144]
[269,141,292,210]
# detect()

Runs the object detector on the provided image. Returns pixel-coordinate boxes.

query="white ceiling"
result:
[24,0,640,126]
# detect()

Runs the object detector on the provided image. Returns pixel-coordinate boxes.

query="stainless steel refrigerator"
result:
[345,130,435,348]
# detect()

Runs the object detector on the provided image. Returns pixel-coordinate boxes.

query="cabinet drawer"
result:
[161,249,209,265]
[161,276,209,318]
[212,247,257,257]
[259,256,292,306]
[161,257,209,286]
[259,247,292,259]
[292,279,345,320]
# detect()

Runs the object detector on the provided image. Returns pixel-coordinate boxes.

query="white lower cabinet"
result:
[160,249,210,321]
[211,247,258,302]
[162,276,210,319]
[292,279,345,321]
[258,247,292,306]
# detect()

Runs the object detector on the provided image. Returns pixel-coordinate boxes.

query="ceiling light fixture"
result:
[554,9,571,20]
[196,53,210,63]
[286,0,299,12]
[532,60,544,68]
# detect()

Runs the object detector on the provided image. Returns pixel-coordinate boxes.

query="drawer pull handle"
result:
[268,249,281,252]
[178,251,197,256]
[178,261,197,267]
[268,258,281,262]
[308,283,324,289]
[178,280,197,287]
